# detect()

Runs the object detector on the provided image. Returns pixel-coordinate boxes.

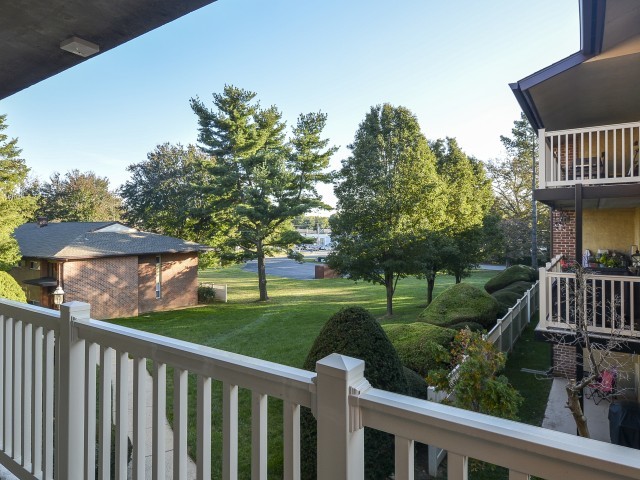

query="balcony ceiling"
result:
[0,0,216,101]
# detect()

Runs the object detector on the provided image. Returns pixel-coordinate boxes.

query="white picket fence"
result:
[0,297,639,480]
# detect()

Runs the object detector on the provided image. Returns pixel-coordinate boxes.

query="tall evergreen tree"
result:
[0,114,36,270]
[329,104,442,316]
[191,85,335,300]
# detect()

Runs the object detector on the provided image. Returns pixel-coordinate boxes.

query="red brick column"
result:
[551,210,576,259]
[553,344,577,379]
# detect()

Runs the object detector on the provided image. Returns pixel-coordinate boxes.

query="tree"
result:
[488,113,550,265]
[35,169,121,222]
[0,114,36,270]
[191,85,336,301]
[412,138,493,302]
[428,328,522,419]
[329,104,441,316]
[121,143,214,241]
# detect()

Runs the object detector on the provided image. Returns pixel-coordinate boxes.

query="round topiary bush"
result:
[300,306,408,480]
[419,283,499,329]
[0,271,26,302]
[484,265,537,293]
[383,322,455,376]
[403,366,430,400]
[501,280,534,297]
[492,289,523,317]
[447,321,484,332]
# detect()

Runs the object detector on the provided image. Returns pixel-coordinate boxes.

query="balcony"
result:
[538,255,640,342]
[1,298,639,479]
[539,121,640,189]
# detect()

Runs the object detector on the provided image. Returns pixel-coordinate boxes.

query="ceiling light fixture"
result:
[60,36,99,57]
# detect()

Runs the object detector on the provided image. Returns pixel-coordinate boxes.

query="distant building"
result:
[10,221,209,319]
[296,227,332,247]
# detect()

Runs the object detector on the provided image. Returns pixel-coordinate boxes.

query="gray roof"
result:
[14,222,209,260]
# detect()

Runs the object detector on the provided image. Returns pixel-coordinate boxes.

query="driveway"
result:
[243,257,318,280]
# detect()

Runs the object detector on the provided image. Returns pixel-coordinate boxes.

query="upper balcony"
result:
[538,121,640,190]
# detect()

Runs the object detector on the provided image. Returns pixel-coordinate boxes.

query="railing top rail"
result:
[546,270,640,281]
[545,120,640,137]
[357,387,640,480]
[545,254,564,272]
[75,318,316,406]
[0,298,60,332]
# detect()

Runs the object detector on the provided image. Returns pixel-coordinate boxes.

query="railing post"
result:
[57,301,89,480]
[538,128,547,188]
[539,268,547,328]
[315,354,369,480]
[526,288,531,322]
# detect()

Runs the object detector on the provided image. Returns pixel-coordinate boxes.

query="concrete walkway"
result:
[542,378,611,442]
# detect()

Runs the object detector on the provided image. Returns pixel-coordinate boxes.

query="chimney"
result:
[37,217,48,227]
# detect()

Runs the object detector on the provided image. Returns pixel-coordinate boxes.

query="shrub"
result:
[501,280,534,296]
[448,321,484,332]
[420,283,499,329]
[492,289,525,317]
[197,285,216,304]
[0,271,26,302]
[383,322,455,376]
[484,265,537,293]
[300,306,407,480]
[403,366,430,400]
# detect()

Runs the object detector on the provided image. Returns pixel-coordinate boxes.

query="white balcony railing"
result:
[539,121,640,188]
[539,255,640,339]
[1,298,640,479]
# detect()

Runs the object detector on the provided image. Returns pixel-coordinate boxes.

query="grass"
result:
[107,265,556,479]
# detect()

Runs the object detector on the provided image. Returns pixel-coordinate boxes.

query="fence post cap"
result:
[316,353,365,379]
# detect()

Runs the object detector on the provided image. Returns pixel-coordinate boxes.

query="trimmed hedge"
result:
[403,366,430,400]
[0,271,26,302]
[484,265,537,293]
[492,289,523,317]
[448,321,484,332]
[383,322,455,376]
[501,280,534,296]
[419,283,499,329]
[300,307,407,480]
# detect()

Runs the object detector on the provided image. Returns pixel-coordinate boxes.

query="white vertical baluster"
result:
[43,329,54,480]
[99,346,113,480]
[22,322,32,470]
[152,362,166,480]
[197,375,211,480]
[85,343,97,480]
[614,129,618,176]
[394,436,414,480]
[597,130,601,178]
[4,316,13,456]
[223,382,238,480]
[13,320,22,463]
[605,129,609,177]
[252,392,267,480]
[116,350,129,480]
[31,326,42,476]
[622,128,626,176]
[133,357,146,480]
[174,367,188,480]
[283,400,300,480]
[509,470,530,480]
[0,313,3,451]
[572,133,576,180]
[588,131,592,177]
[447,452,468,480]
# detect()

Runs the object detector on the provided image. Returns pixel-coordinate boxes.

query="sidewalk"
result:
[542,378,611,442]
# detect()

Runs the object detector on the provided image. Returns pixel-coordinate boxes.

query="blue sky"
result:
[0,0,579,207]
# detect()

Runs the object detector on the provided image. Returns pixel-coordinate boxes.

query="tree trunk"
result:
[566,381,590,438]
[257,240,269,301]
[427,272,436,305]
[385,271,394,316]
[455,273,462,284]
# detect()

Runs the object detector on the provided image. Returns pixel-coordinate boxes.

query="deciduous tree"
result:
[35,169,121,222]
[329,104,441,316]
[0,114,36,270]
[191,85,335,300]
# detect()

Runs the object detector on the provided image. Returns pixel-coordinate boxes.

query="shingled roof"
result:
[14,222,209,260]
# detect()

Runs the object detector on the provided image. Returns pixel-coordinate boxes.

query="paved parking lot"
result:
[243,257,321,280]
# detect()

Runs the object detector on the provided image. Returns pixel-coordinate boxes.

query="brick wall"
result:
[552,210,576,259]
[553,344,577,379]
[138,252,198,314]
[63,257,139,319]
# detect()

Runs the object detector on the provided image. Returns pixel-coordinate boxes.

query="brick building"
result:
[511,0,640,392]
[10,221,208,319]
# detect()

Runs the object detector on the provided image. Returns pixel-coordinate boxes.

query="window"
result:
[29,261,40,270]
[155,256,162,299]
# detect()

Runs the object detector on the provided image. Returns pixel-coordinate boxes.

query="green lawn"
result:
[108,265,552,479]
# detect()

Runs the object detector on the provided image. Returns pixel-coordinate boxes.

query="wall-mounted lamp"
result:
[60,36,99,57]
[553,211,568,230]
[52,285,65,307]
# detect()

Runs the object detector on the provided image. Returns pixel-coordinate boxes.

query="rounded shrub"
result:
[501,280,534,296]
[492,289,523,317]
[197,285,216,304]
[403,366,430,400]
[448,321,484,332]
[0,271,26,302]
[484,265,537,293]
[300,306,407,480]
[383,322,455,376]
[419,283,499,329]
